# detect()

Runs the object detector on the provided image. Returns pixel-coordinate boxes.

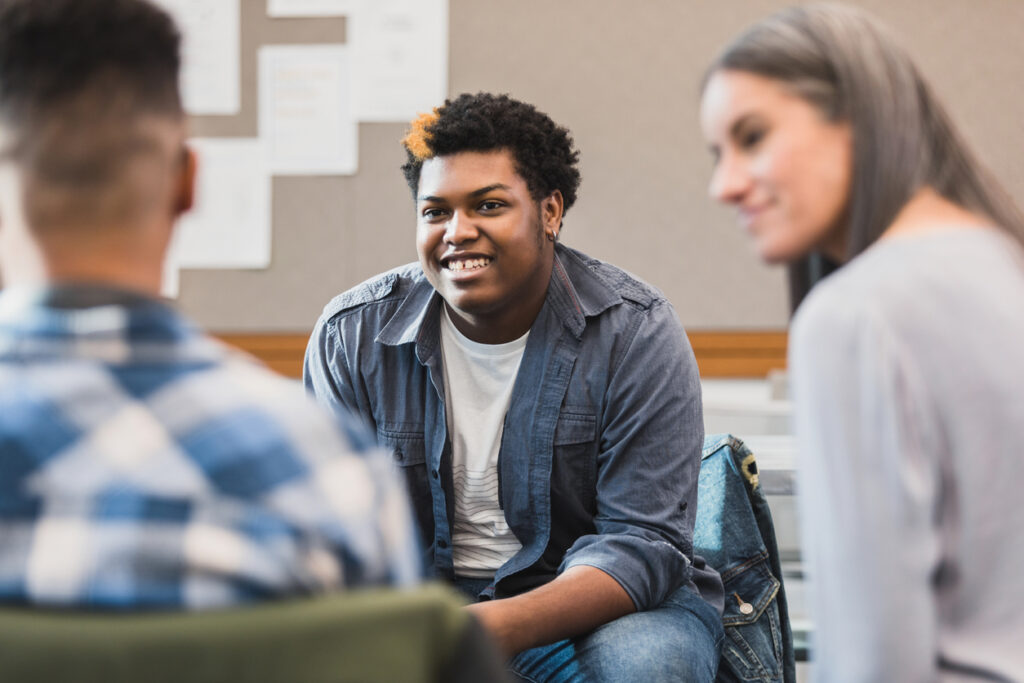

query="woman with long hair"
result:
[700,4,1024,680]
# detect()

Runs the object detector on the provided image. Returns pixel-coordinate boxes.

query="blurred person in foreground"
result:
[305,92,724,681]
[700,4,1024,680]
[0,0,420,609]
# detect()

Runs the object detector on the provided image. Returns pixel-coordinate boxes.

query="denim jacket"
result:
[305,244,722,611]
[696,434,796,683]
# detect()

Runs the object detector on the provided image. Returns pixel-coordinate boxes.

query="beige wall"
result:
[183,0,1024,332]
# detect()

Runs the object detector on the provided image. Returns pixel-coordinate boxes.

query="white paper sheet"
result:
[176,138,272,268]
[161,256,180,299]
[258,45,358,175]
[162,138,271,298]
[153,0,240,115]
[267,0,354,17]
[350,0,448,122]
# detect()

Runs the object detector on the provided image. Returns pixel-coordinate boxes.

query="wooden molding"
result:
[215,333,310,379]
[215,330,789,380]
[688,331,788,378]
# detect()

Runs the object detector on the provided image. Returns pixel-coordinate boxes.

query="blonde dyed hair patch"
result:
[401,109,440,161]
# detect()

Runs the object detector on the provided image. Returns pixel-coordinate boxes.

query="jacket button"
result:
[431,469,439,480]
[437,539,448,549]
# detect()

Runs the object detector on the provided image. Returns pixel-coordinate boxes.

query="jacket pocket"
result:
[553,409,597,514]
[717,551,783,683]
[377,423,432,536]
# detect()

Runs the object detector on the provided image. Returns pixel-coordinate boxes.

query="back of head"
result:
[706,3,1024,281]
[400,92,582,222]
[0,0,183,234]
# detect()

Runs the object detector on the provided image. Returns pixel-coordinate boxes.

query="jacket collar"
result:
[545,244,622,338]
[375,275,441,351]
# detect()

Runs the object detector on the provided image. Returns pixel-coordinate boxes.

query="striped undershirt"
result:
[439,306,526,578]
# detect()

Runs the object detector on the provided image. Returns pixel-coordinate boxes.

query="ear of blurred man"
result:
[174,145,197,218]
[0,105,192,291]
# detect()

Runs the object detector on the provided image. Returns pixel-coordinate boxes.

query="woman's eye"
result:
[740,128,765,149]
[478,200,503,212]
[422,207,449,220]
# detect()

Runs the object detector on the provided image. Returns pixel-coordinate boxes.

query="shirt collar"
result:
[546,244,622,338]
[375,276,442,348]
[0,283,196,341]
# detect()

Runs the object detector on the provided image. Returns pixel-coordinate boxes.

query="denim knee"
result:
[576,586,723,682]
[509,587,722,683]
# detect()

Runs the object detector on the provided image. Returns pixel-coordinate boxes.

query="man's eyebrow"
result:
[417,184,512,203]
[468,183,511,197]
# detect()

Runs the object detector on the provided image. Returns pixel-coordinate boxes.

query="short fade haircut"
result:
[401,93,582,220]
[0,0,183,228]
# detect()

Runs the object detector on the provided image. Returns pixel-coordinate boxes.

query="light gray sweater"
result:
[789,227,1024,682]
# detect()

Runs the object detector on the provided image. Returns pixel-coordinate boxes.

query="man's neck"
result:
[2,245,166,298]
[1,221,171,298]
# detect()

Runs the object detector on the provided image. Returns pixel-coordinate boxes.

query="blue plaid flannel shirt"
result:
[0,285,421,609]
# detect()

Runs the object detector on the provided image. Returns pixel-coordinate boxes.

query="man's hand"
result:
[463,565,636,657]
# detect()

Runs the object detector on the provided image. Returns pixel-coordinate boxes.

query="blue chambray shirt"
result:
[306,244,720,610]
[0,285,420,609]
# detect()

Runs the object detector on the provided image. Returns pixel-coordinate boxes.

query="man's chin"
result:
[443,296,494,320]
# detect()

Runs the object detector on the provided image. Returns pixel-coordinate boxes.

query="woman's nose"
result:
[709,154,752,204]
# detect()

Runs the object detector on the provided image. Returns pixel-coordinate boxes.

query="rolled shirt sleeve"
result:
[559,300,703,610]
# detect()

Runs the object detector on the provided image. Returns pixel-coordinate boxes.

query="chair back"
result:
[0,583,507,683]
[695,434,796,683]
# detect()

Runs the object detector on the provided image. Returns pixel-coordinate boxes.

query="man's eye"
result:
[422,207,449,220]
[478,200,504,212]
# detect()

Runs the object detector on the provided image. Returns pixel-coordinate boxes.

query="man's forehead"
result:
[417,149,526,199]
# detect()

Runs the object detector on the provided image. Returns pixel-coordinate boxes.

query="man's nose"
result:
[443,210,479,244]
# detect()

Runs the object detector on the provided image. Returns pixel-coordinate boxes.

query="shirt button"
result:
[431,469,439,480]
[437,539,448,549]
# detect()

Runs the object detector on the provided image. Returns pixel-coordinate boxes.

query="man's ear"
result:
[173,145,197,217]
[541,190,564,241]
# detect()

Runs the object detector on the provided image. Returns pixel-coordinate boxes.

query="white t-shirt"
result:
[439,306,527,578]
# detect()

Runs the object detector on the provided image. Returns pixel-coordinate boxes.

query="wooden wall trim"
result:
[216,330,788,379]
[215,333,311,379]
[687,331,788,379]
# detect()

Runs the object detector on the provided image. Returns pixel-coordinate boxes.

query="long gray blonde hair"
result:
[705,3,1024,306]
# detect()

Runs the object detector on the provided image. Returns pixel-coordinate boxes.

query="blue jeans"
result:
[454,578,724,683]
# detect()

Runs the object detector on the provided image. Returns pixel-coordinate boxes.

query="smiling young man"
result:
[305,93,724,681]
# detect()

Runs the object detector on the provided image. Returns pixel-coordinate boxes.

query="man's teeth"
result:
[447,258,490,271]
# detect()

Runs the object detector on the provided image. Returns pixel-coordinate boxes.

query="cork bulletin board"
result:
[180,0,1024,335]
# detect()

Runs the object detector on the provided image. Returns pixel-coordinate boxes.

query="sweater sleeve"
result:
[790,288,941,683]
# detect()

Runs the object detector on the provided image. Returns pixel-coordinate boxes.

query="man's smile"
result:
[440,253,494,276]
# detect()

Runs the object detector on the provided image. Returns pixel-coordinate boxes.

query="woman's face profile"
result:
[700,69,854,264]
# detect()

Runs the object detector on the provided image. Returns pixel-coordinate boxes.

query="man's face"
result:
[416,149,559,344]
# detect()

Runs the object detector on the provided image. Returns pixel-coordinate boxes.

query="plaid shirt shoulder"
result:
[0,291,420,609]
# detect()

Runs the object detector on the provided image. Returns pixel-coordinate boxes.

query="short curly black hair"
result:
[401,93,581,217]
